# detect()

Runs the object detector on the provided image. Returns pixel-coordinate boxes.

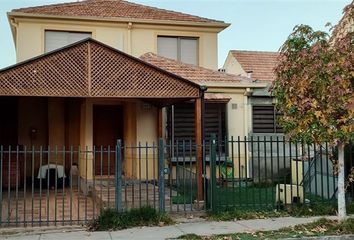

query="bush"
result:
[88,206,173,231]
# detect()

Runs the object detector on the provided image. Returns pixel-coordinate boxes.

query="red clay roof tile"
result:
[231,50,279,82]
[140,52,250,85]
[12,0,224,24]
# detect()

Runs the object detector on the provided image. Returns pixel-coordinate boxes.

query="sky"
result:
[0,0,351,69]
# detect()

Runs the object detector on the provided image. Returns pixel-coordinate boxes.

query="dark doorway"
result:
[0,97,20,188]
[93,105,123,175]
[0,97,18,146]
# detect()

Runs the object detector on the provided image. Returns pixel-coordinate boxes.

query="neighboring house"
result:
[223,50,292,181]
[223,50,281,136]
[0,0,265,188]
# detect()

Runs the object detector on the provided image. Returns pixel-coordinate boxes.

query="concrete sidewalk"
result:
[0,216,339,240]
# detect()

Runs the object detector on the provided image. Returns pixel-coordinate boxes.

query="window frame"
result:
[157,36,199,65]
[44,30,92,53]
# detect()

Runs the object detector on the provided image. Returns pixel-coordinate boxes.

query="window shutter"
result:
[157,37,178,60]
[180,38,198,65]
[252,105,276,133]
[45,31,91,53]
[173,103,195,141]
[173,103,226,142]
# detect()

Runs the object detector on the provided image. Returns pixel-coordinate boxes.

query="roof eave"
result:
[7,13,17,47]
[8,12,230,30]
[204,82,268,88]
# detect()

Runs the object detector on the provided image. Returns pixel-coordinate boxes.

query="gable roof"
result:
[0,38,200,101]
[230,50,279,82]
[11,0,227,26]
[140,52,252,86]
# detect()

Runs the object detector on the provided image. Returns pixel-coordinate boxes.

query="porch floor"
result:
[94,181,173,210]
[0,189,97,226]
[1,181,199,226]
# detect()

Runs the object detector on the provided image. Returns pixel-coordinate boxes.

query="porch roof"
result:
[0,38,201,102]
[140,52,251,86]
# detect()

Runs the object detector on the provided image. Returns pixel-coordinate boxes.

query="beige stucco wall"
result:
[14,18,219,70]
[77,99,159,179]
[222,52,247,76]
[134,101,158,179]
[207,88,250,177]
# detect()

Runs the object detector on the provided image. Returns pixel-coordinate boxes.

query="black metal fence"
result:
[208,136,354,212]
[0,137,353,227]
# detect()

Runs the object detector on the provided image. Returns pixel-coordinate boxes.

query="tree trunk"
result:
[337,142,347,220]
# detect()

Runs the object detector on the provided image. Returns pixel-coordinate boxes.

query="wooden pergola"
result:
[0,38,206,200]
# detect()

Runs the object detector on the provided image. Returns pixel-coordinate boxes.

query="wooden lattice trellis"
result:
[0,39,200,99]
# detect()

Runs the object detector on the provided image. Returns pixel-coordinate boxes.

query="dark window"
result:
[167,102,226,143]
[252,105,283,133]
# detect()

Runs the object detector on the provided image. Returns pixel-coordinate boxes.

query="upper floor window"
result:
[157,36,198,65]
[252,105,283,133]
[45,30,92,53]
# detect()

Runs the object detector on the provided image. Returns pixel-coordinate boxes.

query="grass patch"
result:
[208,202,354,221]
[178,218,354,239]
[88,206,173,231]
[213,186,276,209]
[172,194,195,204]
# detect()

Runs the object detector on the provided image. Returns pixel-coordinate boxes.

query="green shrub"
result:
[88,206,173,231]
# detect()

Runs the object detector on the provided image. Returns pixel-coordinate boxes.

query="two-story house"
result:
[0,0,266,181]
[0,0,269,224]
[223,50,282,136]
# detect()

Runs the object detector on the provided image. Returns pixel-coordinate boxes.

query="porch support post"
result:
[157,107,163,139]
[195,86,206,201]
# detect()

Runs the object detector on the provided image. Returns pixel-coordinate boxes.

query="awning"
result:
[0,38,201,102]
[204,93,231,103]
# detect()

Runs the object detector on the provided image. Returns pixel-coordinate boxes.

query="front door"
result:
[93,105,123,175]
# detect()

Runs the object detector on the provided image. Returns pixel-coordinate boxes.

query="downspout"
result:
[244,87,253,137]
[244,87,253,178]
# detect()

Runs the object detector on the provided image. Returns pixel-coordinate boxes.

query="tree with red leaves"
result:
[272,3,354,220]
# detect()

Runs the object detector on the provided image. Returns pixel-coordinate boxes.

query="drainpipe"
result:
[127,22,133,55]
[244,87,253,178]
[244,87,253,137]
